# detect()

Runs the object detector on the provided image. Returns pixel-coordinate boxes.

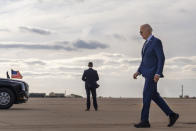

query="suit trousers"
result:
[141,77,174,122]
[85,87,97,110]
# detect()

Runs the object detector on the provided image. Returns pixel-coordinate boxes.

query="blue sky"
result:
[0,0,196,97]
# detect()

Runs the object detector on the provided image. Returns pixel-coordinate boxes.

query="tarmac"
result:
[0,98,196,131]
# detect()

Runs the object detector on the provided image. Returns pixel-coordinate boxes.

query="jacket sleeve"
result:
[154,40,165,76]
[82,71,86,81]
[137,50,142,74]
[95,71,99,81]
[137,61,142,74]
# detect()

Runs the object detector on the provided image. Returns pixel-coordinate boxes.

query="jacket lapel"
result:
[142,36,154,56]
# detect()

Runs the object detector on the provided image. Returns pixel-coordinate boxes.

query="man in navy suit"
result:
[133,24,179,128]
[82,62,99,111]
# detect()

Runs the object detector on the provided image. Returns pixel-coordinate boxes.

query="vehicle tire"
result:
[0,88,15,109]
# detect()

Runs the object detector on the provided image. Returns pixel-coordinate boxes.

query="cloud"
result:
[73,40,108,49]
[113,34,127,41]
[163,56,196,80]
[0,28,10,32]
[19,26,51,35]
[179,8,189,13]
[58,66,83,72]
[192,68,196,72]
[173,58,193,64]
[182,65,196,72]
[166,56,196,66]
[0,43,74,51]
[25,60,46,66]
[0,52,136,78]
[23,72,53,77]
[3,54,195,79]
[0,39,109,51]
[0,59,12,62]
[122,59,141,65]
[54,41,69,45]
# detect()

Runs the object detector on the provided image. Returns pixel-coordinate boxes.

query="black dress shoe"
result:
[168,113,179,127]
[85,109,90,111]
[134,121,150,128]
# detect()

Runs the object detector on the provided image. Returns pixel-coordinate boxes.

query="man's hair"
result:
[88,62,93,67]
[141,24,153,33]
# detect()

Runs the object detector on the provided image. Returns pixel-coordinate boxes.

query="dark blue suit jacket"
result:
[82,68,99,88]
[138,36,165,78]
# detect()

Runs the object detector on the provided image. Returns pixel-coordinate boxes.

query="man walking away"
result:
[82,62,99,111]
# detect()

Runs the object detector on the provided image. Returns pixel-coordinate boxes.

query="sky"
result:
[0,0,196,98]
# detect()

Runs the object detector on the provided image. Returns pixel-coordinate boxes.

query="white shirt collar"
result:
[147,34,153,42]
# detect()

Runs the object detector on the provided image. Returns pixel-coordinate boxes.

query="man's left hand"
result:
[154,74,160,83]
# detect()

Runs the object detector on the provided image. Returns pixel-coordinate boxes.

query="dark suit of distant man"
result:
[82,62,99,111]
[133,24,179,128]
